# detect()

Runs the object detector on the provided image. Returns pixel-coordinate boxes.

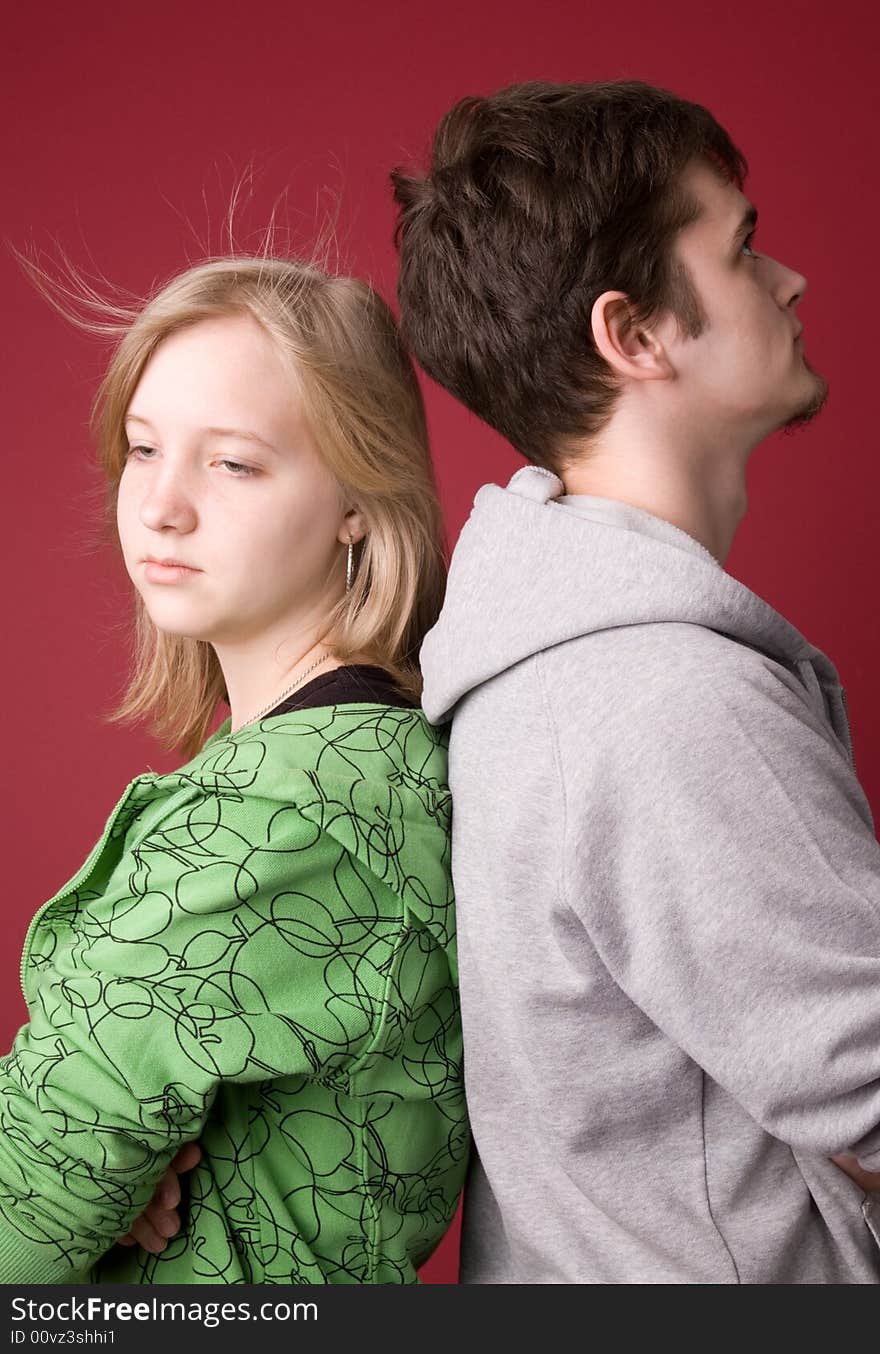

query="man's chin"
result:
[781,366,829,433]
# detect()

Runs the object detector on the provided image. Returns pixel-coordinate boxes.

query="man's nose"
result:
[772,257,808,310]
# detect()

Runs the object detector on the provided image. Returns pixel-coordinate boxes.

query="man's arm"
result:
[115,1143,201,1254]
[832,1154,880,1191]
[558,644,880,1165]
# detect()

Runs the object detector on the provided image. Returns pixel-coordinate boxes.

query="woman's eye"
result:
[741,232,758,258]
[127,444,157,460]
[218,459,256,476]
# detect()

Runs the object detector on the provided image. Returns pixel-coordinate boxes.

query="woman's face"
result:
[116,313,353,648]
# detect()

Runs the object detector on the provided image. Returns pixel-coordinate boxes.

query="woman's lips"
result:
[142,560,202,584]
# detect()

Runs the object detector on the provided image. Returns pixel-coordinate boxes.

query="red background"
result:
[3,0,878,1284]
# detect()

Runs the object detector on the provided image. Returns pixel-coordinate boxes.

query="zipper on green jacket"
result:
[19,774,158,1004]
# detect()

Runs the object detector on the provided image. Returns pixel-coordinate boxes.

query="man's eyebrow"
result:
[731,204,759,245]
[124,413,278,453]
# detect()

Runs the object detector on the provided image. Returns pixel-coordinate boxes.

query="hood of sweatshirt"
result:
[421,465,843,729]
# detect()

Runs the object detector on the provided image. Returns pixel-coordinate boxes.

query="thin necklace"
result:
[239,649,332,729]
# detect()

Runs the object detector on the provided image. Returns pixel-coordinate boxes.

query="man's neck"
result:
[559,420,753,565]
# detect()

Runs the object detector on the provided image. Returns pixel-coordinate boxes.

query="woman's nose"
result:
[138,469,198,533]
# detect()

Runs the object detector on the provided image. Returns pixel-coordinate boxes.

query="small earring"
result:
[346,535,355,592]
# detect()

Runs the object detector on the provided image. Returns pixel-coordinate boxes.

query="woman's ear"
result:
[590,290,674,382]
[338,506,367,545]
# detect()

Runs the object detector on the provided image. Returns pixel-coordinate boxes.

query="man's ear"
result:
[590,290,674,382]
[338,507,367,546]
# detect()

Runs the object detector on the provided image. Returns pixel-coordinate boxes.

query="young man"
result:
[391,81,880,1283]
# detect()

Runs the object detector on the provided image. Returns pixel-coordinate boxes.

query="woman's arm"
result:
[0,783,382,1282]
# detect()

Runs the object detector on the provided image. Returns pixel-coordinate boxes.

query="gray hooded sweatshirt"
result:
[420,465,880,1284]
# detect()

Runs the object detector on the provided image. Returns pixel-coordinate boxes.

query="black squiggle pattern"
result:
[0,707,466,1284]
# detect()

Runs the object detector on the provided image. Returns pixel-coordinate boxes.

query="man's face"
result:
[660,158,827,440]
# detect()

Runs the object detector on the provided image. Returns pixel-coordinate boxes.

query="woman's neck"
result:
[217,628,341,733]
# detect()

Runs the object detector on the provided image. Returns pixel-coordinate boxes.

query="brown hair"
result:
[391,80,746,466]
[31,255,446,757]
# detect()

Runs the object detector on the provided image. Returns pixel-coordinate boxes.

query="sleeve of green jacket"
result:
[0,784,382,1283]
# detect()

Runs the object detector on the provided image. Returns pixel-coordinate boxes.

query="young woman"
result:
[0,256,466,1284]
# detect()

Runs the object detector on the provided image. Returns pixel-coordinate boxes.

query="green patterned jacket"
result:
[0,704,467,1284]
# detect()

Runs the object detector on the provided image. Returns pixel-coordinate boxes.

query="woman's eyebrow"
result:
[124,413,278,454]
[203,426,279,453]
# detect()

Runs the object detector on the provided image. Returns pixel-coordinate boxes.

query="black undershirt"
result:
[266,664,416,717]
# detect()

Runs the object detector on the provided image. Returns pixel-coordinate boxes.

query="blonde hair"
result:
[66,256,445,756]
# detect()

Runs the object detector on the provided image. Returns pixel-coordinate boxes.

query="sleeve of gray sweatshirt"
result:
[551,628,880,1168]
